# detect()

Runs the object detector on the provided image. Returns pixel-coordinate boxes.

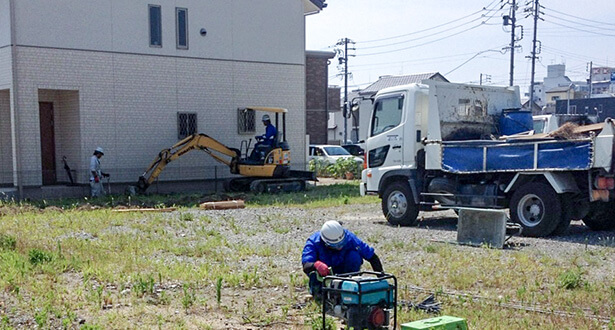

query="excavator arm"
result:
[137,134,240,192]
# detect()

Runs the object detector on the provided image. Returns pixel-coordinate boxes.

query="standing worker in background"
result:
[301,220,384,297]
[90,147,110,197]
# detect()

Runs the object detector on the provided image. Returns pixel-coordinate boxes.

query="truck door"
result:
[365,94,405,190]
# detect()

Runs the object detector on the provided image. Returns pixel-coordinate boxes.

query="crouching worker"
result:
[301,220,384,297]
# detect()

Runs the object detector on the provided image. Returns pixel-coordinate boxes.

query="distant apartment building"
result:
[590,66,615,95]
[0,0,325,195]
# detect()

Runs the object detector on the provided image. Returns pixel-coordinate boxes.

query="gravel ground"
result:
[179,202,615,328]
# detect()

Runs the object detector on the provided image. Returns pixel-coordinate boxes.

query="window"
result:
[371,96,403,137]
[237,108,256,134]
[177,112,197,139]
[176,8,188,49]
[149,5,162,47]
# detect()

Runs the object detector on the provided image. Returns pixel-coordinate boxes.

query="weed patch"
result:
[0,234,16,251]
[28,248,54,265]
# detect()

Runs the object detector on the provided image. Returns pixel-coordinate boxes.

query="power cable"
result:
[547,7,615,27]
[545,11,615,32]
[357,0,500,44]
[543,20,615,37]
[358,23,485,57]
[444,47,507,75]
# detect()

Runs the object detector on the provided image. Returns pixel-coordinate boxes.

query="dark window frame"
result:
[237,108,256,135]
[177,112,197,139]
[149,4,162,47]
[176,7,189,49]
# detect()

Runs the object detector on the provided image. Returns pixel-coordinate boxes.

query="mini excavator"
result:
[135,107,316,194]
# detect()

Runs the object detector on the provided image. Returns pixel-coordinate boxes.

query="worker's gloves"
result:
[314,261,330,277]
[102,173,110,178]
[94,176,100,183]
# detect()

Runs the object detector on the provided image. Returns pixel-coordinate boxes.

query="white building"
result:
[0,0,325,196]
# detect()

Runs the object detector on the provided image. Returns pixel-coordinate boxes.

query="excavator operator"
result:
[256,114,277,146]
[251,114,278,161]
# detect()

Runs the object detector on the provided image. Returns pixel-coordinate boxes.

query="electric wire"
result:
[546,7,615,27]
[357,0,500,44]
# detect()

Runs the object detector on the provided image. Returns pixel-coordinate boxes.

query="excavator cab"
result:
[134,107,315,194]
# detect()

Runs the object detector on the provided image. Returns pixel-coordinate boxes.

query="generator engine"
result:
[321,272,397,330]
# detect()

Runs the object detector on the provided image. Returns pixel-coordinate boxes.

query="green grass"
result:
[0,184,613,328]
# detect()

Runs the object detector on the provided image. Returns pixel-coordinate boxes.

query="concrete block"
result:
[457,208,507,249]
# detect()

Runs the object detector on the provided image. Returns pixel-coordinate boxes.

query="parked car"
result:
[342,144,365,156]
[309,145,363,165]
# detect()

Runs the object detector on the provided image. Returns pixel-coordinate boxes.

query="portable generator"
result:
[321,271,397,330]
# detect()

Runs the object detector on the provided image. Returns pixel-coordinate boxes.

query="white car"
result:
[308,144,364,165]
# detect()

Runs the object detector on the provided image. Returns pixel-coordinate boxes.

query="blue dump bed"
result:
[441,138,593,174]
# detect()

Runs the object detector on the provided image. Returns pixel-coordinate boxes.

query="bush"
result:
[309,159,333,177]
[329,158,362,179]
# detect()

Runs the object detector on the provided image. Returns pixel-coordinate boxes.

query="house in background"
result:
[0,0,326,198]
[333,73,448,144]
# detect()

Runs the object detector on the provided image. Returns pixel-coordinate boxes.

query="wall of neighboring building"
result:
[11,0,308,186]
[13,0,305,65]
[305,53,332,144]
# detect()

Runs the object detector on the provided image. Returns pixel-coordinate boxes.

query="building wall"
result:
[305,54,331,144]
[0,90,11,185]
[13,46,305,185]
[0,0,10,48]
[13,0,305,65]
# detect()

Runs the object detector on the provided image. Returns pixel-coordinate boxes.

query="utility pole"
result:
[479,74,491,85]
[504,0,520,86]
[526,0,542,111]
[588,61,593,98]
[335,38,355,144]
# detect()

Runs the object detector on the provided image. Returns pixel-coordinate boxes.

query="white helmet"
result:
[262,114,270,122]
[94,147,104,155]
[320,220,346,249]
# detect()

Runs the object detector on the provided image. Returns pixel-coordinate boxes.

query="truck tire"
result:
[551,193,573,236]
[510,182,561,237]
[382,181,419,226]
[583,202,615,231]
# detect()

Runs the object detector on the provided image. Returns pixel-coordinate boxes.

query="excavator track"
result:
[226,177,307,193]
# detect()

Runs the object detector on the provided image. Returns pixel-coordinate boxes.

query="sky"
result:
[305,0,615,97]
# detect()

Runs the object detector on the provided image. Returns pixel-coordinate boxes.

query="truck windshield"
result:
[371,96,403,136]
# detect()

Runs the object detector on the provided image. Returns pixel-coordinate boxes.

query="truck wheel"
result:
[551,194,573,236]
[510,182,561,237]
[382,182,419,226]
[583,202,615,231]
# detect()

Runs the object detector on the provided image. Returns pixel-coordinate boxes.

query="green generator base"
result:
[401,315,468,330]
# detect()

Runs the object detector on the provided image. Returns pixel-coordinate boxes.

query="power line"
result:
[357,0,501,44]
[543,20,615,37]
[547,7,615,27]
[358,23,485,56]
[358,1,505,50]
[545,11,615,32]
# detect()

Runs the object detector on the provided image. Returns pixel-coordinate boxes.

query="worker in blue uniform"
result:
[251,114,278,161]
[301,220,384,296]
[256,114,277,146]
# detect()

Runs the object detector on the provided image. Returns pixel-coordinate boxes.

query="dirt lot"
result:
[1,197,615,329]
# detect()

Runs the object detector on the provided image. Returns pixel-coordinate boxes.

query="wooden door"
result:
[39,102,57,185]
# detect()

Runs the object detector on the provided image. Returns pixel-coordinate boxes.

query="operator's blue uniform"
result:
[302,229,375,295]
[261,123,277,146]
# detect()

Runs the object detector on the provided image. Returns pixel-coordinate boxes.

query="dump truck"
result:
[360,81,615,237]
